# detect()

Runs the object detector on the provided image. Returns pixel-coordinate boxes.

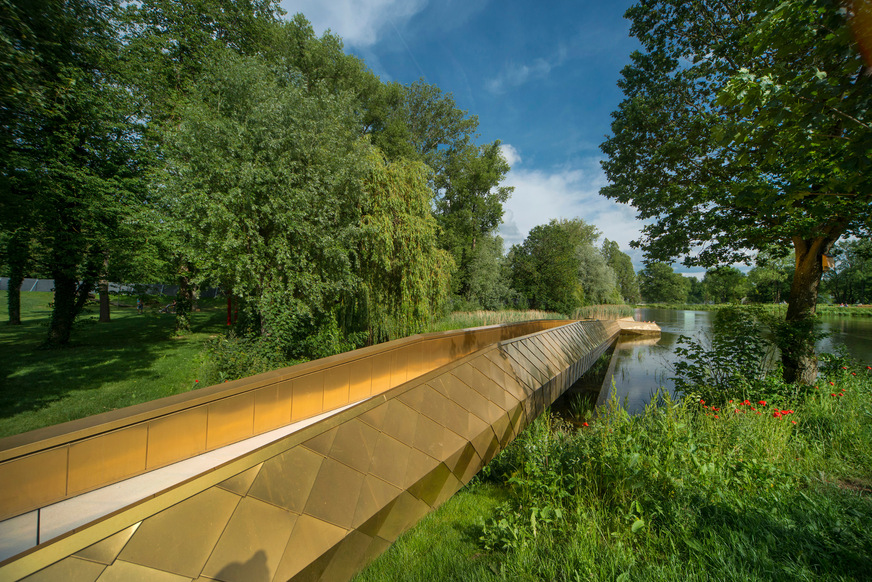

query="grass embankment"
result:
[642,303,872,318]
[0,291,226,437]
[356,361,872,581]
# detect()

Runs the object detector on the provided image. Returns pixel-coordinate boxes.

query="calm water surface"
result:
[607,308,872,414]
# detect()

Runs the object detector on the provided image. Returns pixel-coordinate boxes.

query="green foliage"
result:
[702,266,749,304]
[602,239,640,303]
[824,238,872,304]
[510,221,584,314]
[638,262,689,303]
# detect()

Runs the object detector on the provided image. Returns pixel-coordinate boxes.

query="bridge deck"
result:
[0,319,635,582]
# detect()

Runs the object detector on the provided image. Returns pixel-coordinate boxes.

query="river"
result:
[603,308,872,414]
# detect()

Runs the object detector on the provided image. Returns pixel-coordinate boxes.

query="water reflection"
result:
[604,308,872,415]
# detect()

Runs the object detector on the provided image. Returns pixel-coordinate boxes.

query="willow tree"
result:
[601,0,871,383]
[357,152,454,342]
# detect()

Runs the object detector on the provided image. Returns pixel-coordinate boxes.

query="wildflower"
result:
[773,411,781,418]
[838,393,844,397]
[852,372,856,376]
[729,399,734,403]
[714,415,719,419]
[741,399,752,406]
[842,366,847,370]
[712,407,720,412]
[195,380,199,383]
[831,393,837,397]
[791,421,797,425]
[734,409,740,414]
[583,422,589,427]
[815,386,819,390]
[758,400,767,406]
[700,399,705,405]
[829,381,835,386]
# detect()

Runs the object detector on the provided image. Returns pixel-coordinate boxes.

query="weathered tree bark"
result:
[98,252,110,323]
[5,230,28,325]
[782,228,844,384]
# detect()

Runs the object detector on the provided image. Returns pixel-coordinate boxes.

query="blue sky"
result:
[278,0,680,273]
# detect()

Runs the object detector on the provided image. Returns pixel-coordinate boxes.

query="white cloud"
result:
[498,156,647,269]
[499,143,522,167]
[486,58,553,94]
[280,0,427,47]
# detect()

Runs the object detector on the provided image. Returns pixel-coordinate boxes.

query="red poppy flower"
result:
[829,381,835,386]
[583,422,589,427]
[758,400,767,406]
[714,415,719,419]
[791,421,797,425]
[773,411,781,418]
[831,393,837,397]
[700,399,705,405]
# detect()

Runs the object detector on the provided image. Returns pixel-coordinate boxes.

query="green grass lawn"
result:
[0,291,227,438]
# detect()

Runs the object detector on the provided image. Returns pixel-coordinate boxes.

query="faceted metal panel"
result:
[119,486,241,579]
[146,407,207,470]
[303,457,365,529]
[378,400,418,445]
[273,514,347,582]
[0,447,67,521]
[74,523,140,565]
[91,560,190,582]
[347,358,373,403]
[407,462,452,507]
[21,556,105,582]
[302,426,338,456]
[452,364,508,411]
[492,413,513,449]
[420,338,451,370]
[404,342,424,384]
[433,471,463,508]
[403,448,438,490]
[292,374,324,422]
[367,433,411,488]
[411,413,448,460]
[357,402,387,432]
[68,425,148,495]
[317,530,374,582]
[372,491,429,542]
[249,447,324,514]
[206,393,255,450]
[370,352,392,396]
[327,419,379,474]
[217,463,262,496]
[438,374,492,425]
[201,497,297,582]
[323,364,351,412]
[396,384,426,411]
[351,475,402,529]
[253,381,293,434]
[389,348,409,388]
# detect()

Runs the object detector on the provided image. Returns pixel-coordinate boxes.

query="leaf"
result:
[631,519,646,533]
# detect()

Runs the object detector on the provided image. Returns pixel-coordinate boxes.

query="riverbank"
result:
[355,359,872,581]
[641,302,872,317]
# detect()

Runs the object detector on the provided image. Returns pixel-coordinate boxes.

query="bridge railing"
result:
[0,320,570,523]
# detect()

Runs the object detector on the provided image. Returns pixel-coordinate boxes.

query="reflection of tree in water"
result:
[215,550,270,582]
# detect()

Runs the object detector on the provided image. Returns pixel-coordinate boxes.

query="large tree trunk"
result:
[5,230,28,325]
[782,231,843,384]
[98,252,110,323]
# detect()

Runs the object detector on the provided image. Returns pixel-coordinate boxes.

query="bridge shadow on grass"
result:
[0,305,227,437]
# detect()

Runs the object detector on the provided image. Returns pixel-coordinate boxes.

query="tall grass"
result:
[357,359,872,581]
[571,304,635,320]
[422,310,566,334]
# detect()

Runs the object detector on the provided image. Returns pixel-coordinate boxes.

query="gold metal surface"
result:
[206,393,255,450]
[367,433,411,488]
[272,514,347,582]
[379,400,418,445]
[146,407,207,470]
[118,486,240,579]
[0,320,626,582]
[327,419,379,474]
[351,475,401,529]
[249,446,324,513]
[323,364,351,412]
[292,374,324,422]
[253,381,293,434]
[347,358,373,403]
[90,559,191,582]
[0,448,67,521]
[20,556,105,582]
[303,457,365,529]
[201,497,297,582]
[217,463,262,496]
[74,523,139,565]
[68,425,148,495]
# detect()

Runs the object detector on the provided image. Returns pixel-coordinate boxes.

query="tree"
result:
[638,262,689,304]
[576,244,622,305]
[703,266,749,304]
[601,0,871,383]
[602,239,641,303]
[0,0,145,344]
[824,239,872,304]
[435,141,513,298]
[510,221,583,314]
[748,249,792,303]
